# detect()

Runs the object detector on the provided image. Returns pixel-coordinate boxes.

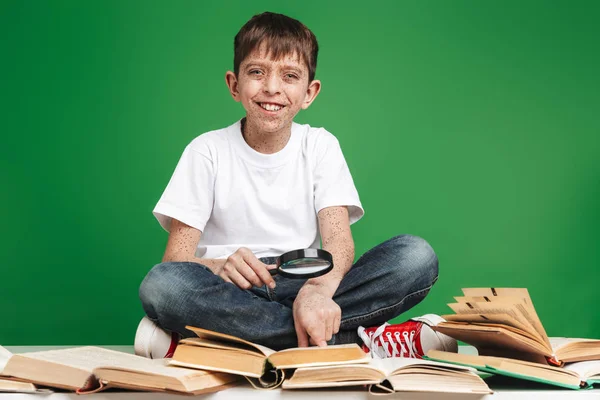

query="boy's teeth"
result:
[260,103,282,111]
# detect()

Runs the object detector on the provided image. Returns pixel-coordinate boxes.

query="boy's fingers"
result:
[244,255,276,289]
[237,261,264,288]
[325,318,333,341]
[296,325,309,347]
[333,314,341,334]
[310,330,328,347]
[227,269,252,290]
[254,266,276,289]
[306,322,327,347]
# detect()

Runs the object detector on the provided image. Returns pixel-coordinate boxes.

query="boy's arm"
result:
[293,206,355,347]
[162,218,276,289]
[162,218,225,271]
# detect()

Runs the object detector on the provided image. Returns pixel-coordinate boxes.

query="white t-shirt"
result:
[153,120,364,259]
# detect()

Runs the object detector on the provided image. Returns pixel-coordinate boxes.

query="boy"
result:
[135,12,453,358]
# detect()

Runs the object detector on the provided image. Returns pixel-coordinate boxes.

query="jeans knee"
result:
[139,262,174,313]
[386,234,439,287]
[139,261,204,316]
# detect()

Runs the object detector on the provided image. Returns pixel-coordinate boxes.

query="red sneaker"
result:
[134,317,180,359]
[357,314,457,359]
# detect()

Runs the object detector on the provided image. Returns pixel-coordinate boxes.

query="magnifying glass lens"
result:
[273,249,334,278]
[280,258,331,275]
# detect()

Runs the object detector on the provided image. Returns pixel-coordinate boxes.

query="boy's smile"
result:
[226,45,321,153]
[257,102,285,113]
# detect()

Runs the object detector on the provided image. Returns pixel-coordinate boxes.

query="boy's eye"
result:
[249,70,263,75]
[285,73,298,79]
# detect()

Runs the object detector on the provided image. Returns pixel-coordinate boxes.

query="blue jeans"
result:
[139,234,439,350]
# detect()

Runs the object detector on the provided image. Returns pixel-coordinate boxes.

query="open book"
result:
[427,350,600,390]
[170,325,370,389]
[0,345,11,374]
[0,346,239,394]
[282,356,492,394]
[0,378,53,394]
[431,288,600,366]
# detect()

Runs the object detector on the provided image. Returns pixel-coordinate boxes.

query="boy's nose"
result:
[263,74,282,94]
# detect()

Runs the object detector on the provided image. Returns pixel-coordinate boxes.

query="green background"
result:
[2,0,598,345]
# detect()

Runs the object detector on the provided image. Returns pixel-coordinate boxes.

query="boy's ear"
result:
[225,71,241,102]
[302,79,321,110]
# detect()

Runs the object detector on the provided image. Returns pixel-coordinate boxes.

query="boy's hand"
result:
[216,247,277,290]
[293,283,341,347]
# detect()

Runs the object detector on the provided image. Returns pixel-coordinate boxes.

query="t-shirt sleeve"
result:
[152,143,215,233]
[313,131,364,224]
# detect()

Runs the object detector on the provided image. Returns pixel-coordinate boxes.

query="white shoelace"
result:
[358,322,419,359]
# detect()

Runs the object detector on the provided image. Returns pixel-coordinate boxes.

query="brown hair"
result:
[234,12,319,82]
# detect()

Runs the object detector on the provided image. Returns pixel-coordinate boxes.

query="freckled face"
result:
[226,48,320,135]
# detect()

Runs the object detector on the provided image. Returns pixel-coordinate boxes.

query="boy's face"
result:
[226,45,321,135]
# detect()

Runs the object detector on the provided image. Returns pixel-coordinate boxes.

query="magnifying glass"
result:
[269,249,334,279]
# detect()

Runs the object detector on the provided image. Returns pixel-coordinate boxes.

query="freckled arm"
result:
[162,218,226,272]
[304,206,355,297]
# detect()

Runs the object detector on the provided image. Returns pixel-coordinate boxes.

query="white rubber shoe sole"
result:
[134,316,179,359]
[411,313,458,353]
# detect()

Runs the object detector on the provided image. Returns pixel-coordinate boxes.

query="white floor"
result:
[2,346,600,399]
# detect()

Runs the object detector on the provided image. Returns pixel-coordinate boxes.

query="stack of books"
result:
[168,325,491,394]
[2,287,599,394]
[425,288,600,390]
[0,325,491,395]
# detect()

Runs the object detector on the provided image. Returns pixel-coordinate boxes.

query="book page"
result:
[269,344,369,369]
[460,288,551,346]
[443,313,533,335]
[427,350,573,375]
[462,288,533,305]
[443,319,542,345]
[550,337,598,350]
[180,338,265,357]
[282,364,383,389]
[369,357,476,376]
[94,356,212,378]
[94,358,240,393]
[550,337,600,363]
[0,378,53,394]
[455,296,529,308]
[448,303,536,334]
[426,350,580,389]
[0,346,12,374]
[383,371,491,394]
[564,360,600,380]
[171,345,266,378]
[448,302,549,348]
[459,289,542,326]
[22,347,151,372]
[433,324,549,360]
[283,358,473,384]
[456,295,546,334]
[186,326,275,357]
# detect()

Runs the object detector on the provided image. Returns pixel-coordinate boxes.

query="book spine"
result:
[546,355,562,367]
[75,377,104,394]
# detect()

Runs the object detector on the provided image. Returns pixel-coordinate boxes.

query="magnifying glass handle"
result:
[269,268,278,276]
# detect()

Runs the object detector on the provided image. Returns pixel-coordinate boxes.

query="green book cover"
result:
[424,354,588,390]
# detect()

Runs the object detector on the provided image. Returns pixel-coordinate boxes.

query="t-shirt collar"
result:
[229,119,301,168]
